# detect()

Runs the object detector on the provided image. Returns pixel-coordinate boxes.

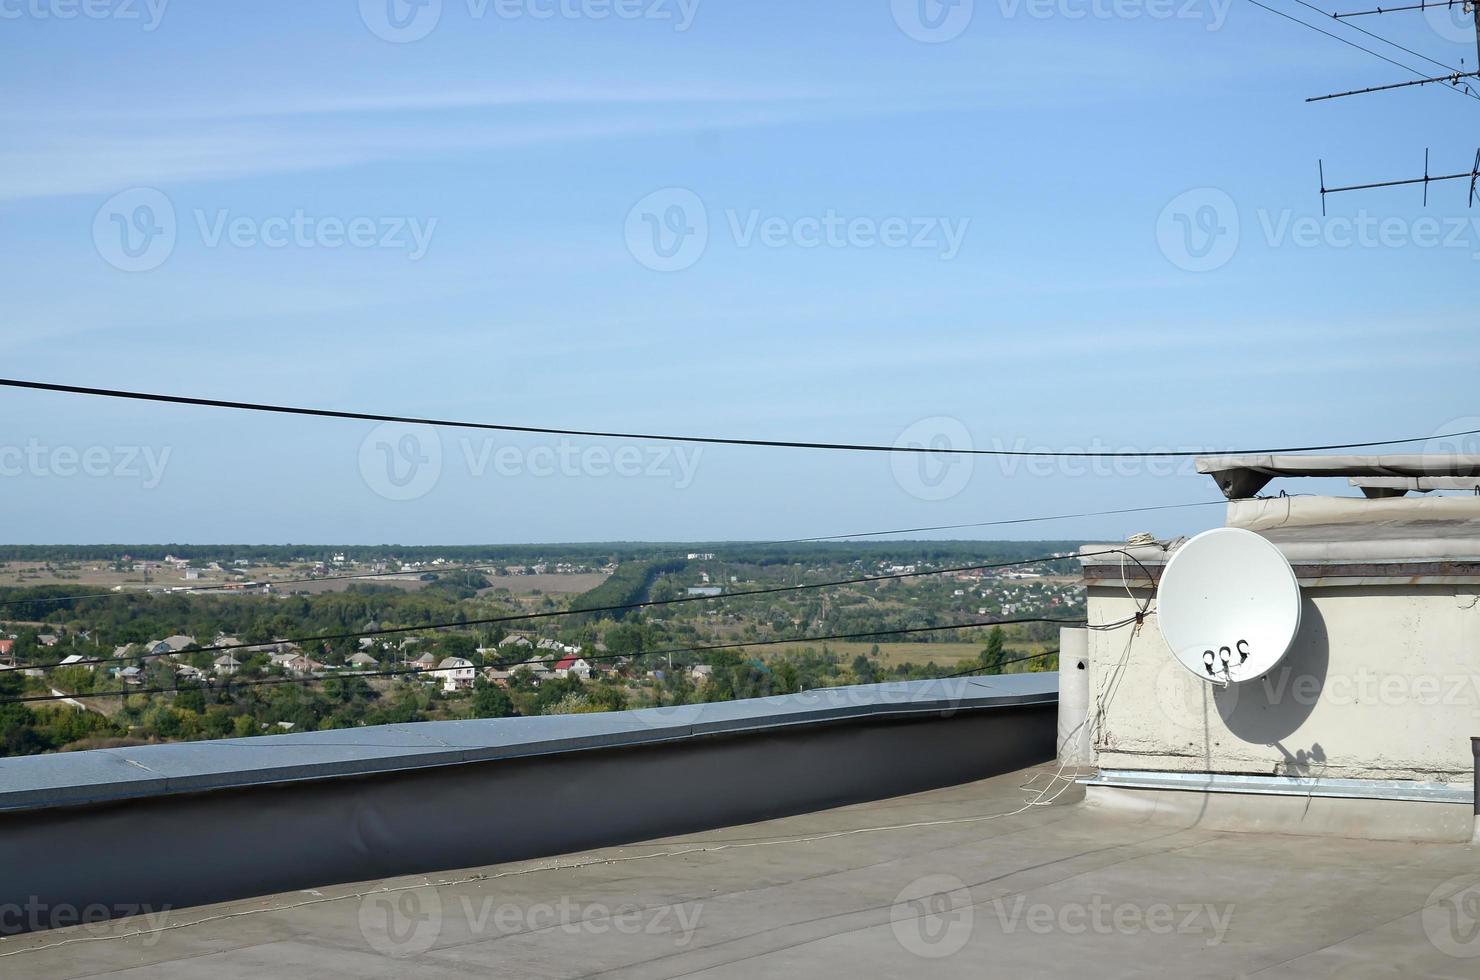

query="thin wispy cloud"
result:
[0,93,968,201]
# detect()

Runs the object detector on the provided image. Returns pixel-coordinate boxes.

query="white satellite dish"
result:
[1157,527,1302,685]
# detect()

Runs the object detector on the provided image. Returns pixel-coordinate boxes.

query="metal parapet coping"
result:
[1083,769,1472,805]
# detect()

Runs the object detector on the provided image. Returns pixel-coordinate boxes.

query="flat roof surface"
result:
[7,766,1478,978]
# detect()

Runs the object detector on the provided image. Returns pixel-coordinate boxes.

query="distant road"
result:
[48,688,89,711]
[48,688,119,717]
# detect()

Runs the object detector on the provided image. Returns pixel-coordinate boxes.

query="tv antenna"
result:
[1311,0,1480,209]
[1318,148,1480,214]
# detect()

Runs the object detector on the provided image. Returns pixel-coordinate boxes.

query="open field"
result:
[0,561,346,592]
[480,572,610,595]
[0,562,156,590]
[0,562,609,598]
[283,577,430,595]
[760,639,1057,668]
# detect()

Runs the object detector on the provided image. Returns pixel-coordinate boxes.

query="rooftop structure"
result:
[1197,453,1480,499]
[1077,455,1480,840]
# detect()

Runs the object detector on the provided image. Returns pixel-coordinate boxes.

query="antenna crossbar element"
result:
[1318,149,1480,214]
[1331,0,1466,17]
[1307,70,1480,101]
[1327,0,1480,69]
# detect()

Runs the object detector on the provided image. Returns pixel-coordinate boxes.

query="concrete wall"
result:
[1087,583,1480,784]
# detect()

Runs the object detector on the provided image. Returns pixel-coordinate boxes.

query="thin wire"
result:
[2,377,1477,456]
[774,500,1226,543]
[1244,0,1480,101]
[1,616,1088,706]
[932,608,1153,682]
[937,648,1061,678]
[1093,558,1156,725]
[16,548,1123,673]
[1247,0,1428,73]
[1290,0,1465,74]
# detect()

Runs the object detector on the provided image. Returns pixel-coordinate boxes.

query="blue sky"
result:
[2,0,1477,544]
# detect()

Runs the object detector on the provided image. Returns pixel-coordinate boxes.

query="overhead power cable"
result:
[776,500,1225,543]
[1,377,1476,456]
[1289,0,1466,74]
[935,603,1147,682]
[1243,0,1480,101]
[2,616,1091,706]
[939,648,1062,678]
[19,548,1133,673]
